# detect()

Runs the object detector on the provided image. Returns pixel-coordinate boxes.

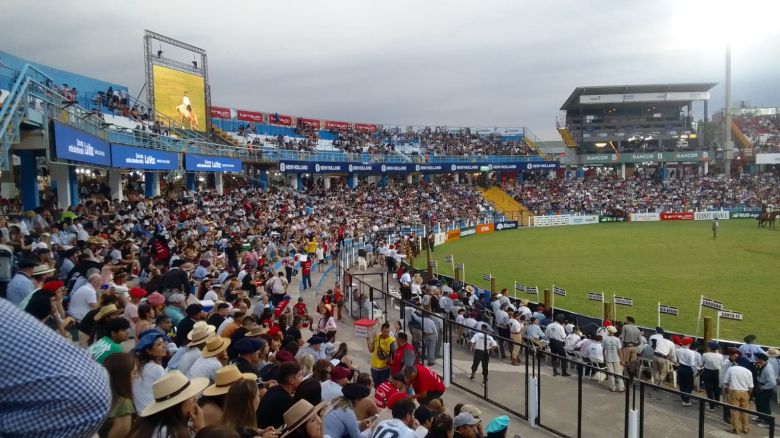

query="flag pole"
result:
[696,294,703,337]
[716,313,721,339]
[551,283,556,317]
[657,302,661,328]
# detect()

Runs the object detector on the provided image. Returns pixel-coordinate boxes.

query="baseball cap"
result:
[454,413,481,428]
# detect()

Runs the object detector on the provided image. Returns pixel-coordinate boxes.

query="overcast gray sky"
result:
[3,0,779,139]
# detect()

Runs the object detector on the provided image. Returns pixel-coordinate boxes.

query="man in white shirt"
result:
[601,326,624,392]
[469,324,497,383]
[493,303,511,360]
[68,273,101,322]
[675,337,702,406]
[701,341,724,411]
[723,359,754,434]
[545,315,569,376]
[509,311,524,366]
[372,396,417,438]
[321,366,349,402]
[651,333,676,386]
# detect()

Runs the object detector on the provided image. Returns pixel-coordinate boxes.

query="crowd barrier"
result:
[334,236,776,438]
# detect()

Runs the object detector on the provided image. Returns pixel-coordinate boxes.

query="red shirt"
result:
[390,342,417,375]
[411,364,444,395]
[302,260,312,275]
[293,303,308,316]
[374,381,400,408]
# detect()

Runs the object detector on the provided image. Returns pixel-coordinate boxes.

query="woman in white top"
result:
[132,332,168,413]
[317,306,338,336]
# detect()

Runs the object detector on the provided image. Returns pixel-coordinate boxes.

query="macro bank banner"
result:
[111,145,179,171]
[184,154,243,172]
[277,160,559,174]
[52,122,111,166]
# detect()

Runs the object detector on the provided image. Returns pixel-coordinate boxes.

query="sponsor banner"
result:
[111,144,178,171]
[494,221,518,231]
[756,153,780,165]
[184,154,243,172]
[587,292,604,302]
[476,223,494,234]
[532,215,570,227]
[729,210,761,219]
[523,161,559,171]
[460,226,476,238]
[236,109,264,123]
[718,310,743,321]
[445,229,461,242]
[455,263,465,270]
[582,151,711,165]
[694,211,730,221]
[614,296,633,306]
[443,255,453,263]
[553,286,567,297]
[209,106,231,119]
[269,113,292,126]
[526,286,539,295]
[354,123,377,133]
[630,212,660,222]
[570,215,599,225]
[428,260,438,268]
[701,297,724,310]
[599,215,627,223]
[325,120,350,131]
[482,273,491,281]
[152,64,207,132]
[434,233,446,246]
[297,118,321,128]
[52,122,111,166]
[660,212,694,221]
[658,305,679,316]
[515,282,526,292]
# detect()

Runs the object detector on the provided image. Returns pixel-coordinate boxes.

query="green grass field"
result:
[417,220,780,344]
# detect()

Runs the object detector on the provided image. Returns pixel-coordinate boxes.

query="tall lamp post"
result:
[722,43,733,177]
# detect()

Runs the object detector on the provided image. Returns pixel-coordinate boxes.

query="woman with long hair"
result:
[132,331,168,414]
[100,352,137,438]
[316,306,337,337]
[136,303,155,336]
[281,399,326,438]
[353,373,379,421]
[126,370,208,438]
[425,413,454,438]
[220,379,270,436]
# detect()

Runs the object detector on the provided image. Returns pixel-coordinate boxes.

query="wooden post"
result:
[543,289,552,309]
[603,303,613,323]
[490,277,496,294]
[703,316,713,343]
[454,268,462,285]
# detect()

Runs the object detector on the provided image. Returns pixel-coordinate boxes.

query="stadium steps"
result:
[210,125,241,147]
[523,136,546,158]
[480,187,530,224]
[557,127,577,148]
[731,120,753,155]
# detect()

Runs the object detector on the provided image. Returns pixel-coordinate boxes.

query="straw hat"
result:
[202,336,231,358]
[187,322,216,346]
[281,399,326,438]
[767,348,780,358]
[413,273,424,285]
[465,285,475,294]
[181,262,196,272]
[139,370,209,417]
[246,325,268,337]
[86,236,108,246]
[32,264,56,277]
[94,304,122,321]
[202,365,256,397]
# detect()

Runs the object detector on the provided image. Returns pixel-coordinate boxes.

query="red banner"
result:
[269,113,292,126]
[236,110,264,123]
[209,106,231,119]
[297,118,321,128]
[445,229,460,242]
[354,123,377,133]
[325,120,350,131]
[660,212,694,221]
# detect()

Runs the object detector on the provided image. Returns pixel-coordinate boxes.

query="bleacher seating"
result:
[733,113,780,152]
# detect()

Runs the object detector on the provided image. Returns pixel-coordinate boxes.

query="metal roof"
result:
[560,83,717,111]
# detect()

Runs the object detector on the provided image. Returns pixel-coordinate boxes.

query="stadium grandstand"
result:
[2,27,780,438]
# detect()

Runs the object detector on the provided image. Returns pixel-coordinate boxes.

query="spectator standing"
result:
[675,337,702,406]
[619,316,642,366]
[601,326,624,392]
[469,324,497,384]
[701,341,723,410]
[367,322,396,387]
[723,358,754,434]
[545,314,569,376]
[754,352,776,428]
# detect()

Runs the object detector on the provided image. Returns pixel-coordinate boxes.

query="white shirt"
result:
[399,272,411,285]
[545,322,566,341]
[564,333,581,352]
[517,305,532,318]
[676,348,702,369]
[68,283,97,321]
[509,318,523,334]
[176,347,203,376]
[702,352,724,371]
[189,356,222,383]
[470,332,498,351]
[133,362,165,413]
[653,338,676,358]
[724,365,755,391]
[320,379,343,402]
[588,342,604,363]
[372,419,417,438]
[217,317,234,336]
[182,95,191,106]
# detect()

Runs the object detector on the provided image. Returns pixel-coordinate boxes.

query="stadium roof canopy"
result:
[560,83,717,111]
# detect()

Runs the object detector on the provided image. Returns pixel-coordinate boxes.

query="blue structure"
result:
[17,150,39,211]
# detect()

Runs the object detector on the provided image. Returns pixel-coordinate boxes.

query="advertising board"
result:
[660,212,694,221]
[111,144,179,171]
[184,154,242,172]
[460,226,476,238]
[629,213,660,222]
[694,211,730,221]
[52,122,111,166]
[494,221,518,231]
[476,223,494,234]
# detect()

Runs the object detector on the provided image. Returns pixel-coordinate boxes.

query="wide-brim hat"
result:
[413,274,424,285]
[465,285,475,294]
[140,370,209,417]
[181,262,196,272]
[767,348,780,358]
[86,236,108,246]
[281,399,327,438]
[246,325,268,337]
[32,264,56,277]
[202,336,231,358]
[94,304,122,321]
[187,322,216,346]
[203,365,256,397]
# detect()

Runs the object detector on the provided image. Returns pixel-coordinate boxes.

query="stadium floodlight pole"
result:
[723,43,733,177]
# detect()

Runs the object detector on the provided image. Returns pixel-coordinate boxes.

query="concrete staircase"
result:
[211,125,241,147]
[479,186,531,225]
[557,126,577,148]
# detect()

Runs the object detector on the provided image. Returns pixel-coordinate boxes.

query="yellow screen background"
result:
[152,64,207,132]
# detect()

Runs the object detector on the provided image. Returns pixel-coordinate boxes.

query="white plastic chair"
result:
[357,256,368,271]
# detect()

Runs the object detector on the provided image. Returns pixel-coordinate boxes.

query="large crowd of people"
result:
[503,173,780,216]
[734,114,780,153]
